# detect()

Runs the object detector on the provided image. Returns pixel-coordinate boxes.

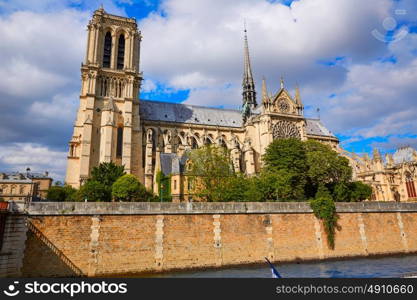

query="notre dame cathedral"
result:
[66,8,417,202]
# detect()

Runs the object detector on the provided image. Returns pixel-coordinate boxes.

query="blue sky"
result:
[0,0,416,182]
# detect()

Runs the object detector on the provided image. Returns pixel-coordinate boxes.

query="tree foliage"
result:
[349,181,373,202]
[76,180,111,202]
[90,162,126,187]
[47,185,77,202]
[156,171,172,202]
[112,174,155,202]
[309,185,339,249]
[186,145,235,202]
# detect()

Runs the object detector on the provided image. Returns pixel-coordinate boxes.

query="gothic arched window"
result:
[117,34,125,70]
[103,32,112,68]
[405,172,416,198]
[116,127,123,157]
[219,138,227,149]
[204,137,212,145]
[191,137,198,149]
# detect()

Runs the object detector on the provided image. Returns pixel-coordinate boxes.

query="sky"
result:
[0,0,416,182]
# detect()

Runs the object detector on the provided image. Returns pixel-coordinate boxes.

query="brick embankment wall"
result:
[19,202,417,277]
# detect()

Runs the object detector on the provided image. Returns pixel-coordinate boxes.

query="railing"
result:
[26,220,84,277]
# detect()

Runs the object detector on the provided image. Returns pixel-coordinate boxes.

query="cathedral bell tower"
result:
[66,7,143,187]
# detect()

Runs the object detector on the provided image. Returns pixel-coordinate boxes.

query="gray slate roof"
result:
[0,172,51,182]
[305,119,336,138]
[140,100,335,138]
[140,100,243,128]
[160,153,188,176]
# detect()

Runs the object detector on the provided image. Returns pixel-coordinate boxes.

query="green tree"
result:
[221,173,249,202]
[47,186,66,202]
[47,185,77,202]
[112,174,154,202]
[304,140,352,198]
[186,145,235,202]
[90,162,126,187]
[156,171,172,202]
[76,180,111,202]
[349,181,373,202]
[262,138,308,201]
[263,138,308,174]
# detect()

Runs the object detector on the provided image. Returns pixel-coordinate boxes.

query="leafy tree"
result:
[156,171,172,202]
[76,180,111,202]
[304,140,352,198]
[263,138,308,174]
[47,185,77,202]
[309,185,339,249]
[332,182,350,202]
[47,186,67,202]
[90,162,125,187]
[262,138,308,200]
[244,173,277,202]
[349,181,372,202]
[244,170,302,202]
[112,174,155,202]
[221,173,249,202]
[186,145,235,202]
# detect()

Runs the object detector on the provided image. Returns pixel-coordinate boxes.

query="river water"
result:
[150,255,417,278]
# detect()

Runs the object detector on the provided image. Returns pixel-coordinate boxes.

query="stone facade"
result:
[0,172,52,202]
[18,202,417,277]
[65,7,142,188]
[65,8,339,200]
[344,146,417,202]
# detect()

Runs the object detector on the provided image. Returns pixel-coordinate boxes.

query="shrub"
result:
[112,174,153,202]
[76,180,111,202]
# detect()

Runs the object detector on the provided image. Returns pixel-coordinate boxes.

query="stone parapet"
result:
[26,201,417,216]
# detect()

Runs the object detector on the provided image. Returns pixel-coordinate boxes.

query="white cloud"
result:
[0,143,67,182]
[29,92,79,122]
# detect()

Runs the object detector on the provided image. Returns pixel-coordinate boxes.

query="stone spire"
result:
[373,148,382,162]
[295,83,303,114]
[261,77,269,105]
[242,24,256,122]
[386,153,394,167]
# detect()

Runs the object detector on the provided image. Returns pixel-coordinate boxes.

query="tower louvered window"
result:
[103,32,112,68]
[117,34,125,70]
[116,127,123,157]
[405,172,417,198]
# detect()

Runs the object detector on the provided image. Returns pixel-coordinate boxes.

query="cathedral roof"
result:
[160,153,188,175]
[305,119,336,138]
[139,100,335,138]
[139,100,243,128]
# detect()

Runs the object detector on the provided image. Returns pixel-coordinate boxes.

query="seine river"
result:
[150,255,417,278]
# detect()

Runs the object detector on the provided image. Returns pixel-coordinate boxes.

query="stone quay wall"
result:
[17,202,417,277]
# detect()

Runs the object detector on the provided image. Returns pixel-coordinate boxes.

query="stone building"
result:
[344,147,417,202]
[0,172,52,202]
[65,8,340,200]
